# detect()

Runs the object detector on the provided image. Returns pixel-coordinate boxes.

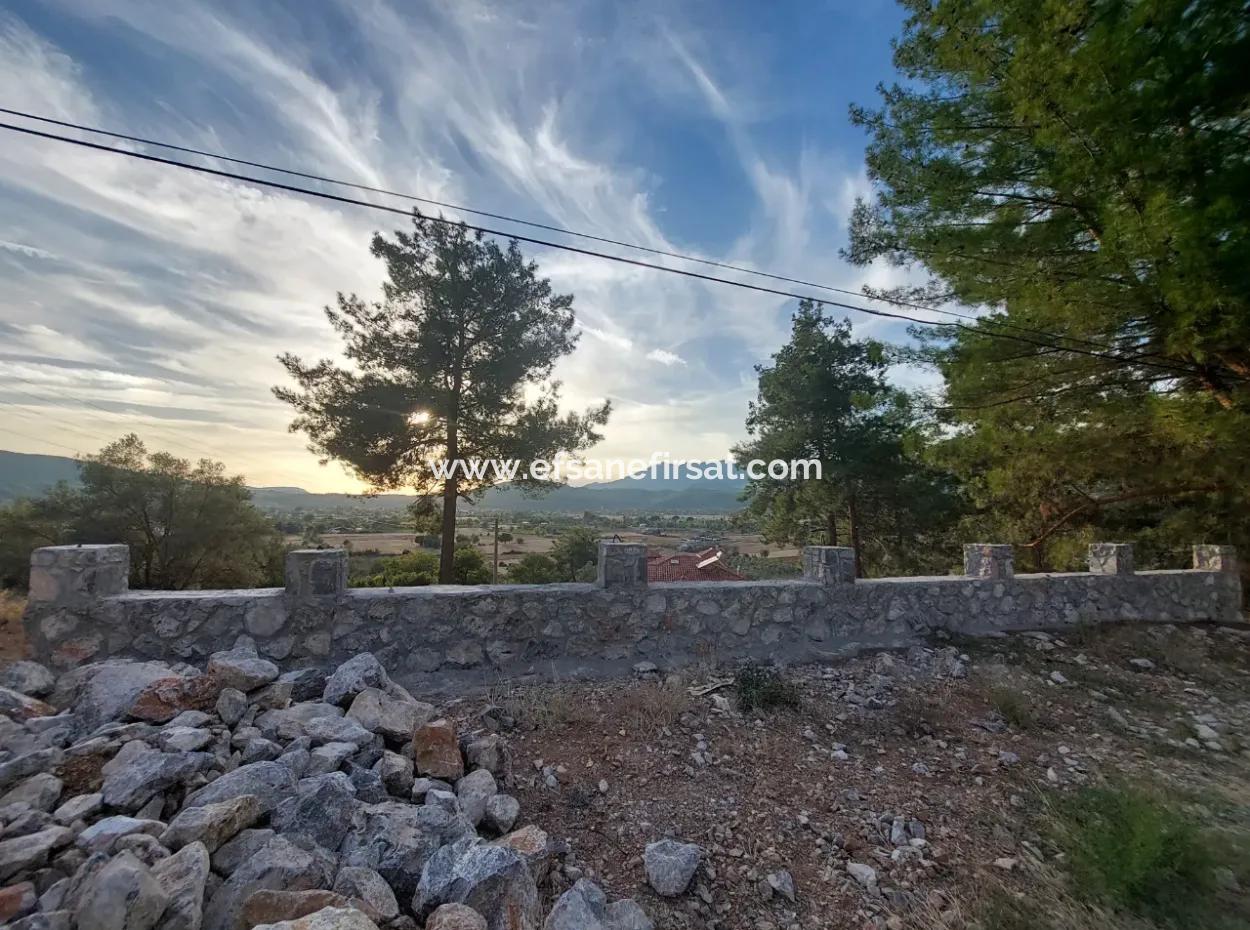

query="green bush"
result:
[507,554,561,584]
[734,665,800,712]
[1055,784,1224,926]
[352,546,489,586]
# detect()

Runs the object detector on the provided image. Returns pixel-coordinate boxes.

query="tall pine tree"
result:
[276,214,610,583]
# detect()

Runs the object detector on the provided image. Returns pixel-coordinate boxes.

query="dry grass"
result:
[489,682,599,731]
[618,680,691,730]
[0,590,28,662]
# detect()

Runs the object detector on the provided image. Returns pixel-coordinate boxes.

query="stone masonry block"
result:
[1193,545,1237,573]
[964,544,1014,579]
[596,542,648,589]
[285,549,348,598]
[28,544,129,605]
[802,547,856,585]
[1088,543,1134,575]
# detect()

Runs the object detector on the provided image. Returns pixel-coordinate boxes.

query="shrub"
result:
[1054,784,1224,926]
[988,685,1042,731]
[734,665,801,712]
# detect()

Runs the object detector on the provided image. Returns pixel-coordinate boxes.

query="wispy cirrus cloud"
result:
[0,0,936,491]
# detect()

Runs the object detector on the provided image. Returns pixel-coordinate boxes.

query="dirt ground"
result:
[456,621,1250,930]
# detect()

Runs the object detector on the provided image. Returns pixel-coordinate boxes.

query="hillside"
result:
[0,449,746,514]
[0,450,81,500]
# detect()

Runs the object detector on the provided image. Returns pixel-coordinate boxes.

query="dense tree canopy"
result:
[734,301,963,577]
[0,435,284,590]
[276,213,610,583]
[849,0,1250,569]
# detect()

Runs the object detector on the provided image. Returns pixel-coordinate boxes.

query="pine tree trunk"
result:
[439,415,459,584]
[848,490,864,578]
[826,511,838,546]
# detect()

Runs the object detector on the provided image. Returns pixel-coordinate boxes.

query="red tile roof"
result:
[646,548,745,582]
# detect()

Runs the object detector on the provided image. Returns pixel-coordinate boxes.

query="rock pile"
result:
[0,641,651,930]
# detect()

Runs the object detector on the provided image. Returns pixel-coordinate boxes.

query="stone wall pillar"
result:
[1193,545,1237,573]
[28,544,129,606]
[285,549,348,599]
[802,546,856,585]
[596,542,648,589]
[964,544,1014,579]
[1088,543,1134,575]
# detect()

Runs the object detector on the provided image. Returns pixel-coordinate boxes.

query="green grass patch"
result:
[1052,783,1246,927]
[988,684,1045,731]
[734,664,801,712]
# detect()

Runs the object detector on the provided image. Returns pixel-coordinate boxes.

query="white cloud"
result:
[0,2,939,492]
[646,348,686,366]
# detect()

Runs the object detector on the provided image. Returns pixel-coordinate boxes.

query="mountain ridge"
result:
[0,449,746,514]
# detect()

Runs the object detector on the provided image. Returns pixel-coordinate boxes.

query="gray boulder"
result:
[321,654,414,707]
[255,704,343,742]
[277,669,325,703]
[454,770,497,828]
[0,748,64,792]
[271,773,359,851]
[249,907,377,930]
[201,836,329,930]
[340,801,471,901]
[206,648,278,694]
[373,751,414,797]
[301,716,372,747]
[307,743,356,777]
[160,728,214,754]
[151,842,210,930]
[482,795,519,836]
[0,825,73,881]
[426,904,487,930]
[215,690,247,727]
[67,661,174,735]
[413,840,540,930]
[643,839,701,897]
[546,881,654,930]
[0,772,63,811]
[74,851,170,930]
[181,762,296,815]
[161,795,261,853]
[102,752,214,811]
[345,689,433,743]
[0,660,55,697]
[9,913,73,930]
[54,792,103,824]
[462,736,507,777]
[78,817,166,854]
[209,830,274,877]
[331,867,399,922]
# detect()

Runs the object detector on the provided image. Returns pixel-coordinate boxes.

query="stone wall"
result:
[22,542,1242,695]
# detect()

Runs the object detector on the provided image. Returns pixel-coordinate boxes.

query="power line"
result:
[0,423,90,456]
[0,401,120,450]
[0,105,1191,366]
[0,118,1212,381]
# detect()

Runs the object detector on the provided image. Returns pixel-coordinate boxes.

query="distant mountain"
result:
[0,450,81,501]
[0,450,746,514]
[581,460,748,493]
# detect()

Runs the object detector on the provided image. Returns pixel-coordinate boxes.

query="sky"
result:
[0,0,945,492]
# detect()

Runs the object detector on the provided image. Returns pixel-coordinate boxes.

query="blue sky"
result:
[0,0,943,491]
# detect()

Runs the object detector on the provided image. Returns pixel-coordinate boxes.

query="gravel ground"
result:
[455,620,1250,930]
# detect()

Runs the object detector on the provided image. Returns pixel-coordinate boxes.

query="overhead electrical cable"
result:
[0,105,1192,367]
[0,118,1217,382]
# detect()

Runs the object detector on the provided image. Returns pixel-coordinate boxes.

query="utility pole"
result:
[492,516,500,583]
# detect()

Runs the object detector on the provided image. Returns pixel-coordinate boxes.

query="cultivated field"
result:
[301,529,800,570]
